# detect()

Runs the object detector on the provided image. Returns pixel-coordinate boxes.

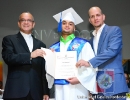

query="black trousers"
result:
[4,92,33,100]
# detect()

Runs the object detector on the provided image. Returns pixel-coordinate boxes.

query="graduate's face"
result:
[62,20,75,35]
[18,13,35,34]
[88,7,105,29]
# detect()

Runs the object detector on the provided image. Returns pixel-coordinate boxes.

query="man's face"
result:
[89,7,105,29]
[62,20,75,35]
[18,13,35,34]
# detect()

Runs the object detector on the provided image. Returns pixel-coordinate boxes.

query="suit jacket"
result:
[89,25,128,96]
[2,32,49,100]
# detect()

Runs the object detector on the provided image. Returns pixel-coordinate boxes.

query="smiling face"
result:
[18,12,35,34]
[62,20,75,35]
[88,7,105,30]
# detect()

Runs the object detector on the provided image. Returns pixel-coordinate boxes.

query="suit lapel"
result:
[32,35,39,51]
[90,37,94,51]
[97,25,108,54]
[17,32,30,52]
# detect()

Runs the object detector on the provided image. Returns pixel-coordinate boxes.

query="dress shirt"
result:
[92,24,105,55]
[20,31,33,52]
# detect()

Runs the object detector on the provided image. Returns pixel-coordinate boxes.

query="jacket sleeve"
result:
[89,26,122,68]
[41,43,50,96]
[2,36,31,65]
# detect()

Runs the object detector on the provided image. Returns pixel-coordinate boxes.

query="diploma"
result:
[41,47,77,79]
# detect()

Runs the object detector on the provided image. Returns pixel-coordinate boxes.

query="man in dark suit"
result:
[76,6,128,100]
[1,12,49,100]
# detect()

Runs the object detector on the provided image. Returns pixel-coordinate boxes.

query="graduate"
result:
[46,7,97,100]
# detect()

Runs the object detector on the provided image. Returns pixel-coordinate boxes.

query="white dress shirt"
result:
[20,31,33,52]
[92,24,105,55]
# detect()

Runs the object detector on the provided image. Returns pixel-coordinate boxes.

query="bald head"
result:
[88,6,103,17]
[88,6,105,30]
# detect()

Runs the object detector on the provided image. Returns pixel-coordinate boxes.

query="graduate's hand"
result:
[76,59,90,67]
[43,95,49,100]
[50,48,55,52]
[89,92,93,100]
[66,77,80,85]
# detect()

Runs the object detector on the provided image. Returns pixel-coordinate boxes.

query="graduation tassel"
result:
[57,12,62,33]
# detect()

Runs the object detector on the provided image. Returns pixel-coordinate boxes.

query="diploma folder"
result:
[41,47,77,79]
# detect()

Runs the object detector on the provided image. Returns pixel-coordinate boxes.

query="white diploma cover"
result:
[41,48,77,79]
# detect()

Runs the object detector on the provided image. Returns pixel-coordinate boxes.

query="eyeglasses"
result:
[19,19,34,23]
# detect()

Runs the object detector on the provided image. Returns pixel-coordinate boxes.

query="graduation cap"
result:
[53,7,84,33]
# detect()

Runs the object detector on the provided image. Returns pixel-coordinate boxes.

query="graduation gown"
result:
[46,37,97,100]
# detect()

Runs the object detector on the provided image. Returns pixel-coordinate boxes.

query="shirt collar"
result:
[20,31,32,38]
[92,24,105,36]
[60,33,75,44]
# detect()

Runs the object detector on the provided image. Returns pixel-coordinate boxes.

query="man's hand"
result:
[31,49,46,58]
[76,59,90,67]
[66,77,80,85]
[89,92,94,100]
[43,95,49,100]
